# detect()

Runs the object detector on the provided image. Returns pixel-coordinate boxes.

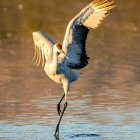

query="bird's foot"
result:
[57,103,61,116]
[54,125,59,139]
[54,133,59,140]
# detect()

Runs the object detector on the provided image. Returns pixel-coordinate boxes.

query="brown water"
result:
[0,0,140,139]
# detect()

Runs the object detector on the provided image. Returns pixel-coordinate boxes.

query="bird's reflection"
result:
[69,133,100,138]
[55,133,100,139]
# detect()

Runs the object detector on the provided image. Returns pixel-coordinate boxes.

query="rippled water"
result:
[0,0,140,140]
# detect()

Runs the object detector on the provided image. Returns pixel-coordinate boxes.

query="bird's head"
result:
[54,43,63,52]
[54,43,68,59]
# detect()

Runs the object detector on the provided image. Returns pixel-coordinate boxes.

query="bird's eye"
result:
[57,52,60,55]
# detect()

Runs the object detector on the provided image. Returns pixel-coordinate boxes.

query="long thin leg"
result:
[54,102,68,139]
[57,94,65,116]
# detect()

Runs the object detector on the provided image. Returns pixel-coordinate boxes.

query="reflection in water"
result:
[69,133,100,138]
[0,0,140,139]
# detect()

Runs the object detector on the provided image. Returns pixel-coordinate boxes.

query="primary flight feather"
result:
[32,0,115,138]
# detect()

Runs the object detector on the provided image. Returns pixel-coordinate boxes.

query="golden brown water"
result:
[0,0,140,139]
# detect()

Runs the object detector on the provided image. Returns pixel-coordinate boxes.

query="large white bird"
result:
[32,0,115,138]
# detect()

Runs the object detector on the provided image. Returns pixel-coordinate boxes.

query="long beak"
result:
[60,50,68,59]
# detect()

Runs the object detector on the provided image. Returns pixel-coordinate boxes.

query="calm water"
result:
[0,0,140,140]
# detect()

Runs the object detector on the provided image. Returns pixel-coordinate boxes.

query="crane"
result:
[32,0,115,139]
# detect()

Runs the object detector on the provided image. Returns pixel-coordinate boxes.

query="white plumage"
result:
[32,0,115,138]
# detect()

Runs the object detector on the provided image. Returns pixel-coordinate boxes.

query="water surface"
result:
[0,0,140,139]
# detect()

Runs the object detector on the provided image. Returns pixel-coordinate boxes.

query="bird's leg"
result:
[54,102,68,139]
[57,94,65,116]
[54,83,68,138]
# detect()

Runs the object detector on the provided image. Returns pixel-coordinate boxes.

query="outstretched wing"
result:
[32,31,55,67]
[61,0,115,69]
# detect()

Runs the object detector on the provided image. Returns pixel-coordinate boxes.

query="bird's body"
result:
[44,61,79,84]
[32,0,115,139]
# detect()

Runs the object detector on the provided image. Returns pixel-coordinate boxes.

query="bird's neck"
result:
[50,49,58,74]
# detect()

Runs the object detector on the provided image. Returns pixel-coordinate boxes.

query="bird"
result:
[32,0,115,139]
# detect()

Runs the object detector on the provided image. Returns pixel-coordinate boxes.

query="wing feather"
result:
[32,44,37,62]
[61,0,115,69]
[32,31,55,67]
[82,0,116,28]
[92,0,108,7]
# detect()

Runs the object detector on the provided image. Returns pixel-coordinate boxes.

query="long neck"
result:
[50,48,58,74]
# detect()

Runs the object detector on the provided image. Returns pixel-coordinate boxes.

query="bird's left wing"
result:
[60,0,115,69]
[32,31,55,67]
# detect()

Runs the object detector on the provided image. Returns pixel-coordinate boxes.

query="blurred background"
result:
[0,0,140,140]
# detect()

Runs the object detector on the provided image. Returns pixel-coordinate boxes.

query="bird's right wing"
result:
[78,0,116,29]
[32,31,55,67]
[60,0,115,69]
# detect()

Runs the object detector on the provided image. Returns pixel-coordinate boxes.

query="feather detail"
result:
[60,0,115,69]
[32,32,55,67]
[41,48,45,68]
[82,0,116,29]
[62,0,115,54]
